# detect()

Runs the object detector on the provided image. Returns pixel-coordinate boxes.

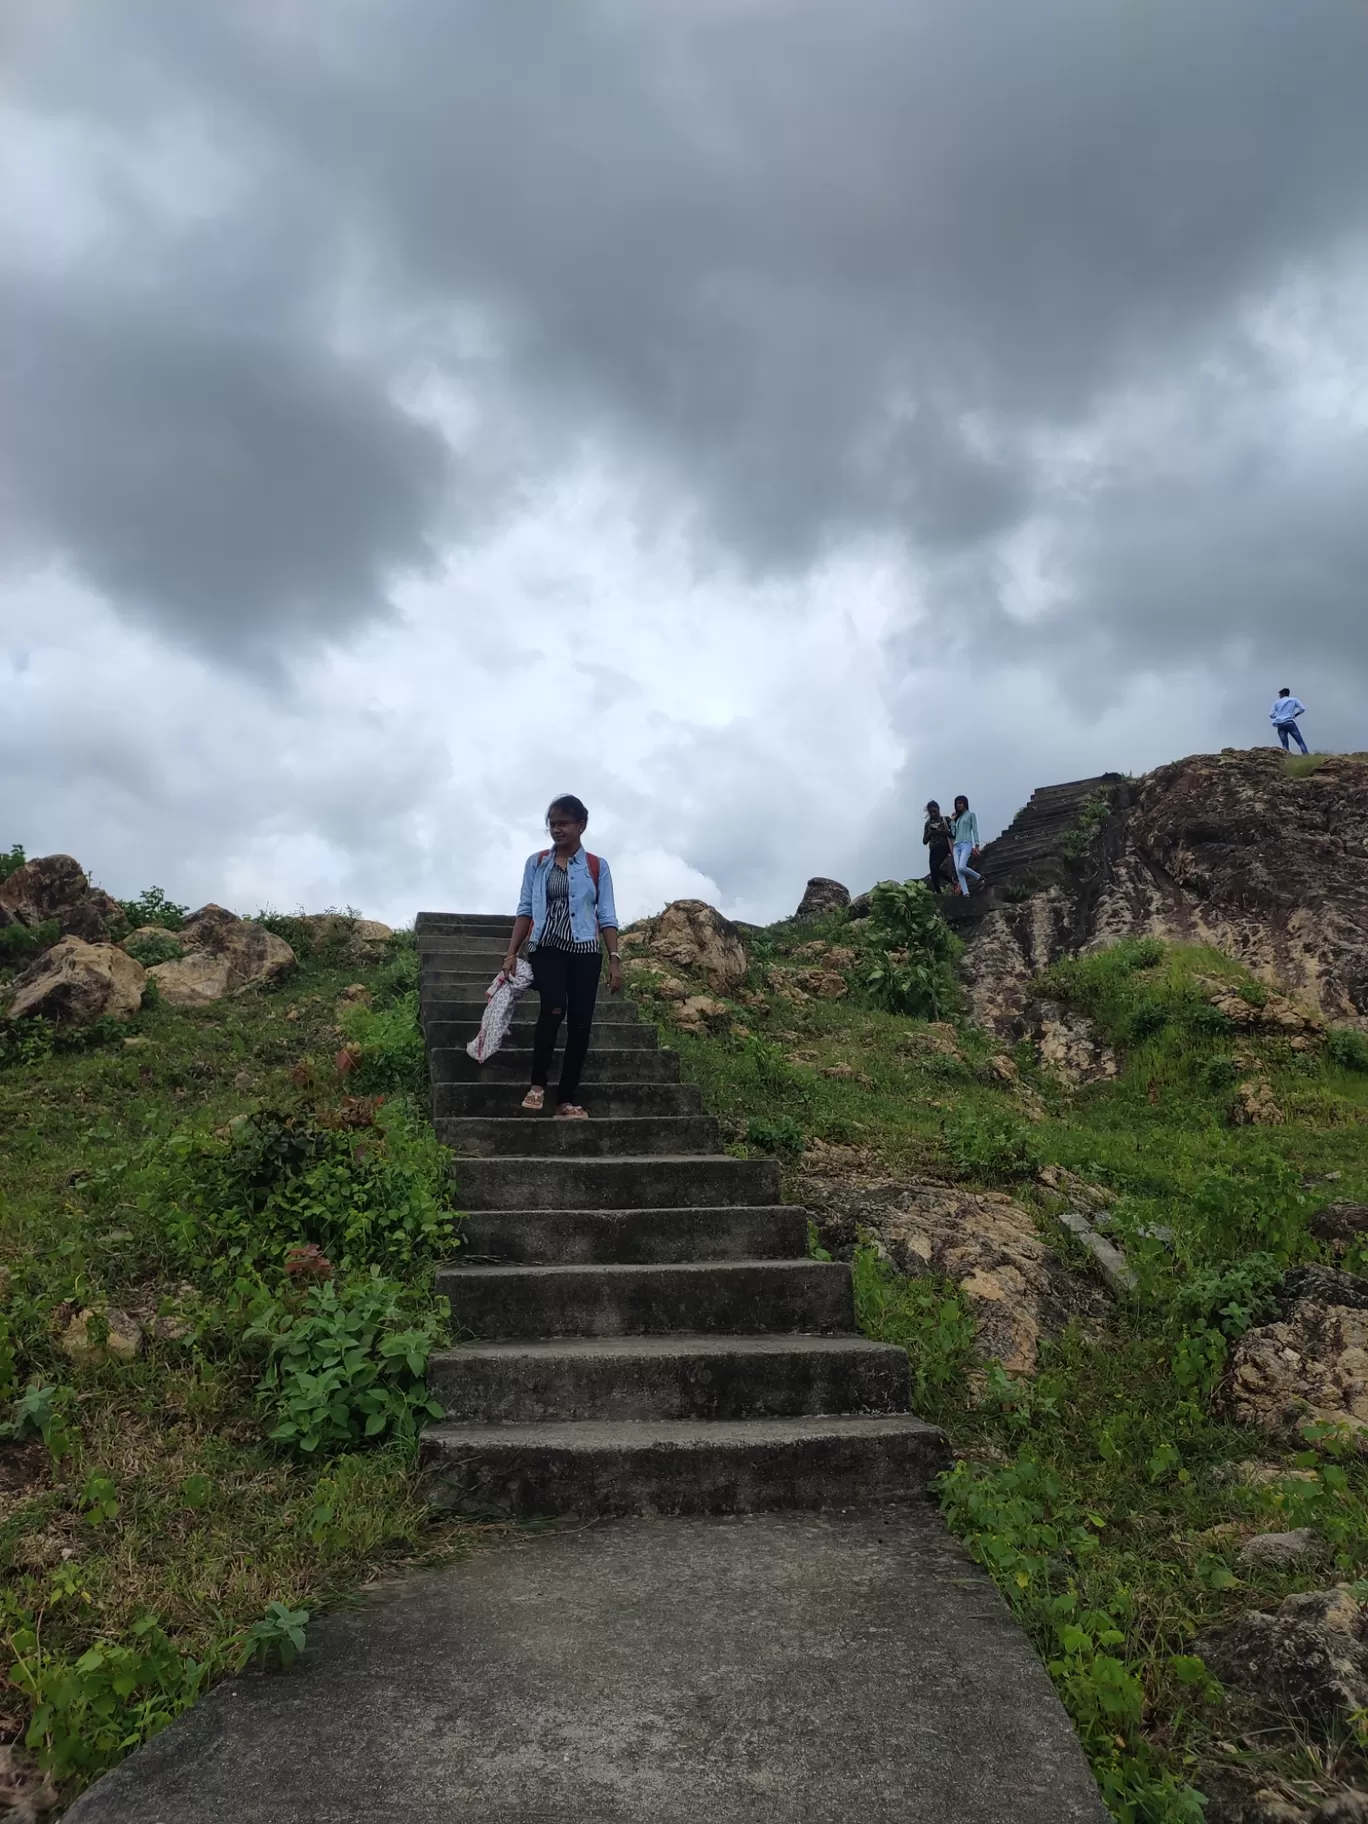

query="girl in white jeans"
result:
[951,795,982,894]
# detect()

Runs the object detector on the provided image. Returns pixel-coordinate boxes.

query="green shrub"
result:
[245,1273,445,1456]
[109,1097,457,1285]
[858,879,962,1018]
[1196,1055,1237,1095]
[852,1244,976,1420]
[1166,1253,1284,1395]
[0,918,60,966]
[1182,1163,1309,1267]
[943,1107,1041,1181]
[1327,1027,1368,1073]
[0,842,26,883]
[745,1114,805,1158]
[121,930,184,967]
[115,887,187,931]
[339,993,427,1096]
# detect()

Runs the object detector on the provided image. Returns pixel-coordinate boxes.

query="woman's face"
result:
[954,797,968,814]
[548,812,587,848]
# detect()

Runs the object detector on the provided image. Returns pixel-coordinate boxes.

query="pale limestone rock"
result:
[7,939,146,1025]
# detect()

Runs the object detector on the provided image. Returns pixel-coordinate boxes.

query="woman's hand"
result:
[501,951,519,980]
[608,955,624,995]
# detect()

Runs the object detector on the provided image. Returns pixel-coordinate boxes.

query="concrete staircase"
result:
[941,773,1127,931]
[416,911,948,1517]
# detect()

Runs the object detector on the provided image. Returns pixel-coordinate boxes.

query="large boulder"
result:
[803,1178,1108,1374]
[0,853,122,944]
[6,938,146,1025]
[1224,1267,1368,1448]
[1195,1585,1368,1741]
[795,878,851,921]
[629,900,748,993]
[148,908,295,1006]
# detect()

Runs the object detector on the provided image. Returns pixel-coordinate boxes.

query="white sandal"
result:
[521,1087,545,1111]
[555,1103,589,1120]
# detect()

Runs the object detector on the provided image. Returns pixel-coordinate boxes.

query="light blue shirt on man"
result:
[1269,695,1306,726]
[517,849,618,950]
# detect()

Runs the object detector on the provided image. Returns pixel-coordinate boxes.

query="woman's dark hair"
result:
[925,800,940,814]
[954,794,969,811]
[546,794,589,827]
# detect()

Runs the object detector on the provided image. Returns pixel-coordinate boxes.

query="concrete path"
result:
[70,1507,1107,1824]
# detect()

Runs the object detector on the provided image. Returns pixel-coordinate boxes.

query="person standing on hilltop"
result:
[922,801,957,895]
[1269,687,1309,754]
[950,795,984,896]
[500,794,622,1120]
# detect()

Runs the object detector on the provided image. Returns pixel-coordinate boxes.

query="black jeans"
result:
[530,947,602,1106]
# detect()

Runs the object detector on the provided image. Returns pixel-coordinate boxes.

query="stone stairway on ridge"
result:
[940,772,1127,931]
[415,911,948,1517]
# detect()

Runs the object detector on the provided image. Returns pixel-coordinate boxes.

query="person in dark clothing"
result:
[922,801,956,895]
[501,794,621,1119]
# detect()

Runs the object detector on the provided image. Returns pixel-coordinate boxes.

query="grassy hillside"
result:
[0,902,472,1807]
[628,902,1368,1823]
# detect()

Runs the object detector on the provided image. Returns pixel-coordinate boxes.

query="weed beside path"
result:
[0,921,480,1806]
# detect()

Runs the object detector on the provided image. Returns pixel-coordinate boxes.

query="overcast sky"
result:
[4,0,1368,927]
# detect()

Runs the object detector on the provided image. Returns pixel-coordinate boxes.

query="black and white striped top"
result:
[538,860,600,954]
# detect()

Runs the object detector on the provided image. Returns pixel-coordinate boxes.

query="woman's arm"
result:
[502,915,532,976]
[596,860,623,993]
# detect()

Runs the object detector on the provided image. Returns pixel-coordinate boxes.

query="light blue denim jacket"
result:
[517,849,619,949]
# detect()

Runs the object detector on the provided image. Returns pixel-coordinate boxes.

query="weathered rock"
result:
[674,995,732,1036]
[121,925,185,959]
[336,984,371,1007]
[1225,1267,1368,1447]
[147,952,235,1006]
[1310,1203,1368,1250]
[1195,1585,1368,1739]
[6,939,146,1025]
[0,853,124,945]
[805,1179,1108,1374]
[1233,1079,1284,1125]
[148,913,296,1006]
[1033,999,1118,1087]
[1237,1528,1323,1570]
[300,914,395,950]
[59,1306,144,1364]
[1198,1766,1367,1823]
[1037,1164,1114,1213]
[963,752,1368,1036]
[900,1023,964,1063]
[795,878,851,921]
[630,900,748,993]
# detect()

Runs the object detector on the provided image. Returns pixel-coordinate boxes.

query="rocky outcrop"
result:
[0,853,125,946]
[1196,1585,1368,1740]
[147,906,295,1006]
[6,938,146,1025]
[623,900,748,993]
[1224,1267,1368,1448]
[804,1178,1109,1374]
[794,878,851,920]
[960,752,1368,1036]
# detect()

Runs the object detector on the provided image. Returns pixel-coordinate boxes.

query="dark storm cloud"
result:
[6,0,1368,658]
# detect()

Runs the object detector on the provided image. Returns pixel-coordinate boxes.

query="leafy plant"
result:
[943,1107,1041,1181]
[852,1244,977,1421]
[122,930,184,967]
[116,887,188,932]
[233,1600,310,1671]
[0,842,27,882]
[0,919,60,965]
[858,879,962,1018]
[745,1114,804,1158]
[1327,1027,1368,1073]
[339,992,427,1095]
[245,1273,446,1456]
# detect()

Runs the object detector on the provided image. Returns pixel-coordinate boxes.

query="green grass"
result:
[0,923,480,1799]
[628,916,1368,1820]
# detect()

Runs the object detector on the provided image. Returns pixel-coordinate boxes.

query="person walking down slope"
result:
[1270,687,1309,754]
[950,795,984,896]
[501,794,622,1120]
[922,801,957,895]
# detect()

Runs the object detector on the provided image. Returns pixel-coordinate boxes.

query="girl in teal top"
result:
[951,795,982,895]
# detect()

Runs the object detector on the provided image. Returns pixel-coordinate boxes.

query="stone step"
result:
[428,1334,911,1423]
[458,1203,809,1265]
[425,1018,659,1052]
[438,1259,851,1338]
[420,1414,950,1518]
[416,912,514,934]
[434,1080,703,1120]
[419,937,529,962]
[420,996,642,1027]
[430,1046,681,1085]
[452,1154,780,1210]
[419,970,641,1000]
[436,1114,721,1158]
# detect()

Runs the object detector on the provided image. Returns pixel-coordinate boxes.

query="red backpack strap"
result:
[537,849,549,863]
[586,853,600,889]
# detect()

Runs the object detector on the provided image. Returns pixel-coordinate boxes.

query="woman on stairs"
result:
[501,794,622,1120]
[950,794,984,896]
